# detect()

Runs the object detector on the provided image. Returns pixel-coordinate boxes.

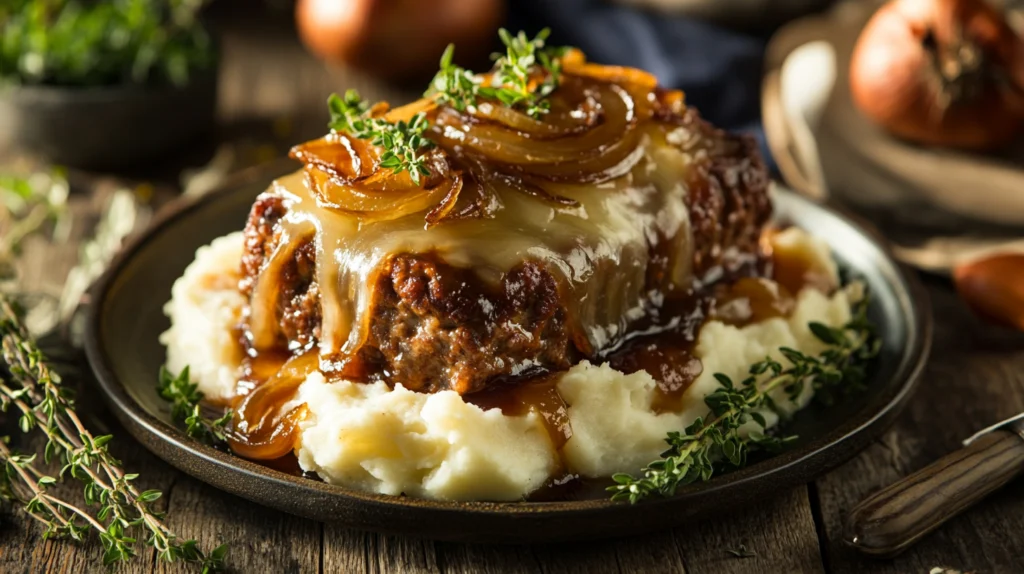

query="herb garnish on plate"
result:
[158,366,232,445]
[609,291,879,503]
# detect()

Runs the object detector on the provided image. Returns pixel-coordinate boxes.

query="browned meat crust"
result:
[362,255,578,394]
[683,113,771,276]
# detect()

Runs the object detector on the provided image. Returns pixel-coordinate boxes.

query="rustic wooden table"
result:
[4,7,1024,574]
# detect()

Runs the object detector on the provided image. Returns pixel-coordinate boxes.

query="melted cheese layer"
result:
[248,124,707,360]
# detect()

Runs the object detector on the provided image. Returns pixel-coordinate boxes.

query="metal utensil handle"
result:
[844,430,1024,558]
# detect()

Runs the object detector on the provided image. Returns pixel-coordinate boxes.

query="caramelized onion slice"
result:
[439,83,635,166]
[424,172,466,224]
[306,165,458,225]
[471,102,591,138]
[290,134,375,180]
[563,64,658,90]
[489,172,580,206]
[427,175,503,224]
[228,353,317,461]
[384,98,437,122]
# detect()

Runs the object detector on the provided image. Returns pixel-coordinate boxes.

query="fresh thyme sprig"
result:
[609,293,879,503]
[327,89,434,185]
[0,296,227,571]
[487,28,566,117]
[426,44,484,113]
[425,28,568,118]
[158,366,231,445]
[328,29,569,185]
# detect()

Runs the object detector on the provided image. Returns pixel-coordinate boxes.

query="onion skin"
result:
[295,0,504,83]
[849,0,1024,150]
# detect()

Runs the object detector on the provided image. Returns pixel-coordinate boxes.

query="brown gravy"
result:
[465,373,573,451]
[765,228,836,295]
[221,237,827,495]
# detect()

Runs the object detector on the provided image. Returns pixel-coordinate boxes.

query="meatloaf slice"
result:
[239,127,770,395]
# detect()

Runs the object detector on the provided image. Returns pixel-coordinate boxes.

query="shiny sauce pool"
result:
[220,236,830,494]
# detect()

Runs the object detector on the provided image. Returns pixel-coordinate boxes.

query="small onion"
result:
[954,253,1024,330]
[850,0,1024,149]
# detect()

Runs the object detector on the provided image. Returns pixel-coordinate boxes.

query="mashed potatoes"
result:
[160,232,247,403]
[162,228,853,501]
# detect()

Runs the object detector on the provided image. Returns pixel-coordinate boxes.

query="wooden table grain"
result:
[5,6,1024,573]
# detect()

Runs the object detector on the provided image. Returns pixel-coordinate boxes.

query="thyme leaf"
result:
[425,43,483,113]
[326,90,434,185]
[157,366,231,445]
[0,295,227,571]
[484,28,566,118]
[608,290,879,503]
[425,28,569,118]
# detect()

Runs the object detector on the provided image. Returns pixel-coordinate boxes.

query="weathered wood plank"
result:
[323,529,441,574]
[673,487,824,574]
[154,478,320,574]
[813,279,1024,574]
[322,487,822,574]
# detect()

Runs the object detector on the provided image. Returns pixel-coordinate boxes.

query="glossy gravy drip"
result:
[710,277,795,327]
[765,228,836,295]
[465,374,573,451]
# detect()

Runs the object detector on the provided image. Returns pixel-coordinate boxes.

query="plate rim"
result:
[83,160,933,532]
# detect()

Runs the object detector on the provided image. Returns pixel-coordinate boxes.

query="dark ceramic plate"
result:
[84,159,931,543]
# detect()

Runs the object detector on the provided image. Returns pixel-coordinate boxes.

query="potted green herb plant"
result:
[0,0,217,169]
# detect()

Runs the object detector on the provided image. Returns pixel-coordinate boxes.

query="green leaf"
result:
[713,373,733,389]
[750,411,767,428]
[809,322,841,345]
[138,489,162,503]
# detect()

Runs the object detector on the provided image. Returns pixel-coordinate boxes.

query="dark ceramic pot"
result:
[0,65,218,170]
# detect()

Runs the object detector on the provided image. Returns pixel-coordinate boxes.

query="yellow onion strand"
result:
[470,101,592,138]
[306,166,457,224]
[442,83,635,166]
[228,353,318,461]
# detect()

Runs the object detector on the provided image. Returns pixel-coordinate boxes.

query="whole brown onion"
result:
[954,253,1024,330]
[849,0,1024,150]
[295,0,504,83]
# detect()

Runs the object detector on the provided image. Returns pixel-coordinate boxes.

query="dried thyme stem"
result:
[0,296,227,570]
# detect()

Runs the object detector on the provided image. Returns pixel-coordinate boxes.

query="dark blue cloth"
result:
[509,0,775,169]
